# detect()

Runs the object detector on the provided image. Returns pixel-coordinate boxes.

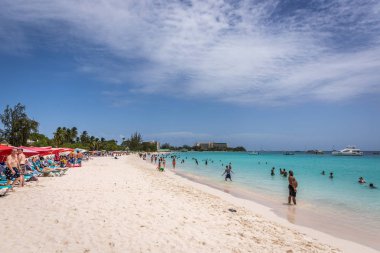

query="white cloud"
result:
[1,0,380,105]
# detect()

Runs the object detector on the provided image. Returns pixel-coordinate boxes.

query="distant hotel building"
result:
[196,142,228,150]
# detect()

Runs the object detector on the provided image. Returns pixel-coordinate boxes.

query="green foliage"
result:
[231,146,246,152]
[29,133,52,147]
[53,126,78,146]
[0,104,246,152]
[160,143,172,149]
[128,132,142,151]
[80,131,90,144]
[192,145,202,151]
[142,142,157,152]
[102,139,120,151]
[0,103,39,146]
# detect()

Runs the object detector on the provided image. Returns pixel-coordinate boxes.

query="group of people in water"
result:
[320,170,334,178]
[141,153,300,205]
[273,168,289,177]
[358,176,377,188]
[139,152,378,207]
[320,170,376,188]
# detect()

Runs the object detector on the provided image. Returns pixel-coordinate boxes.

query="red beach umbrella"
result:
[20,146,53,156]
[20,147,40,157]
[0,145,13,163]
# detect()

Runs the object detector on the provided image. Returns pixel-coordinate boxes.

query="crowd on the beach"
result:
[138,152,378,207]
[0,148,88,196]
[138,152,299,204]
[138,152,299,205]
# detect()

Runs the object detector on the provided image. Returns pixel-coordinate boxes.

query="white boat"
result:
[332,146,363,156]
[249,151,260,155]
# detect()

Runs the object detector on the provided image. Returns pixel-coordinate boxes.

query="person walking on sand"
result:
[18,148,27,187]
[288,170,298,205]
[222,165,233,181]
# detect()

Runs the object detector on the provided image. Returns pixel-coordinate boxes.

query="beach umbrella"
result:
[0,145,13,163]
[20,146,53,156]
[39,146,52,149]
[51,148,64,154]
[19,147,40,157]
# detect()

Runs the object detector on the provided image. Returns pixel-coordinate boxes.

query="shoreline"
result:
[0,156,377,252]
[171,169,379,251]
[136,157,378,253]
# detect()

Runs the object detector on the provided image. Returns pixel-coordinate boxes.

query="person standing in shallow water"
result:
[222,165,233,181]
[172,157,176,169]
[288,170,298,205]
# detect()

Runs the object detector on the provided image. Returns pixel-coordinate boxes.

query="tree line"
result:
[159,143,246,152]
[0,103,246,152]
[0,103,158,151]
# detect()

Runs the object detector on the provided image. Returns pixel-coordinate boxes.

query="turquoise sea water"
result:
[155,151,380,249]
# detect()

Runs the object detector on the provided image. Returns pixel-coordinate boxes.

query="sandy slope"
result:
[0,156,375,253]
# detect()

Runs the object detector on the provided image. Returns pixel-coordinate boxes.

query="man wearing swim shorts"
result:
[77,152,83,166]
[222,165,233,181]
[5,149,22,189]
[18,148,27,186]
[288,170,298,205]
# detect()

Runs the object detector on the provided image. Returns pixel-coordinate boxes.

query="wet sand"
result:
[174,170,380,251]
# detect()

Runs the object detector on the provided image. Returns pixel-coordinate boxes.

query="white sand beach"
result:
[0,156,376,253]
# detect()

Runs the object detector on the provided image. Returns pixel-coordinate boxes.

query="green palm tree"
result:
[53,127,65,146]
[70,127,78,143]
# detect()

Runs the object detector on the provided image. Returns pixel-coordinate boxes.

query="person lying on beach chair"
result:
[59,156,68,168]
[33,157,67,177]
[47,158,69,175]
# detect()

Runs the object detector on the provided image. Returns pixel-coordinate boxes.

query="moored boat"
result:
[332,146,363,156]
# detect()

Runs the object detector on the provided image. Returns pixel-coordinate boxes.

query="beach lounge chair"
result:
[0,185,11,197]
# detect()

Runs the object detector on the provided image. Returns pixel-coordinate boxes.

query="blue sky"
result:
[0,0,380,150]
